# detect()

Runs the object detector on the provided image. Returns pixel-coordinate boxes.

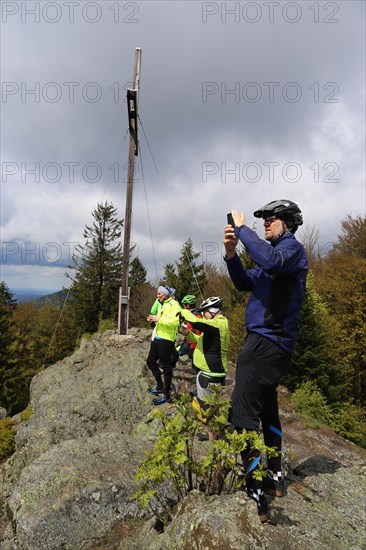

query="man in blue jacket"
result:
[224,199,308,522]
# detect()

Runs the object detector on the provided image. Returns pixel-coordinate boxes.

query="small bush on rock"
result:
[20,407,32,422]
[0,417,18,459]
[132,389,277,524]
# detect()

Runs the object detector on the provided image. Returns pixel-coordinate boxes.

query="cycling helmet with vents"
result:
[254,199,303,232]
[181,295,196,306]
[199,296,223,313]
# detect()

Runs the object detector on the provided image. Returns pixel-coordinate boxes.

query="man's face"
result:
[263,216,284,241]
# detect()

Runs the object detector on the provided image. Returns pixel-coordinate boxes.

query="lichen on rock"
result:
[1,329,365,550]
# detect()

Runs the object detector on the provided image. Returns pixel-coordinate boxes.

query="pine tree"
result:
[161,238,206,301]
[283,271,345,402]
[0,282,17,410]
[69,202,123,333]
[129,256,147,289]
[161,263,178,292]
[128,256,155,327]
[4,302,79,415]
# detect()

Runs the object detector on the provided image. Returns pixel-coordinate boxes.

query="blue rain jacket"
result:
[226,226,308,354]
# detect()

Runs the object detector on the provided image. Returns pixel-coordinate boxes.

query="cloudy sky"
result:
[1,0,365,293]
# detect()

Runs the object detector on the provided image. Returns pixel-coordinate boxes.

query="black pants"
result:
[231,332,291,473]
[146,339,175,396]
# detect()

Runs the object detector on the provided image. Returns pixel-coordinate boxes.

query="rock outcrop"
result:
[1,329,365,549]
[1,329,157,549]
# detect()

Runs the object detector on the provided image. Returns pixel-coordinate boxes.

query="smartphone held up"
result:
[227,212,235,228]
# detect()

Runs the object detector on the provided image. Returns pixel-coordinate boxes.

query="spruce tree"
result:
[69,202,123,333]
[128,256,156,327]
[161,238,206,301]
[161,263,178,292]
[283,271,344,402]
[129,256,147,289]
[4,302,79,415]
[0,282,17,410]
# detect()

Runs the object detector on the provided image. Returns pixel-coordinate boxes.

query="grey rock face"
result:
[1,329,158,549]
[139,466,366,550]
[1,329,366,550]
[7,434,145,549]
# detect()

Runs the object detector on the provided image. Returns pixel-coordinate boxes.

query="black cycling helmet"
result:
[253,199,303,232]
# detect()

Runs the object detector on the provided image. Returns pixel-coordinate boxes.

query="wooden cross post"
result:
[118,47,142,335]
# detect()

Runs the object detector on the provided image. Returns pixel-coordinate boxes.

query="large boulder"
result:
[6,330,153,483]
[2,329,159,549]
[7,434,145,549]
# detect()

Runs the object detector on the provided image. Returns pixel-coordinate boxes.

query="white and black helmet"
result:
[199,296,222,314]
[253,199,303,232]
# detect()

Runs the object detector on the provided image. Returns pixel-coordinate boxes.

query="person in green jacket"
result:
[146,286,181,405]
[149,298,162,341]
[180,296,229,422]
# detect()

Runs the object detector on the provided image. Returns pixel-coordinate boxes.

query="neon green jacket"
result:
[181,309,229,377]
[150,299,162,316]
[155,297,181,342]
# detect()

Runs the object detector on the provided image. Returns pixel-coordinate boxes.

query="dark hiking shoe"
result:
[257,493,269,523]
[153,394,170,405]
[197,432,209,442]
[150,387,163,395]
[263,474,285,497]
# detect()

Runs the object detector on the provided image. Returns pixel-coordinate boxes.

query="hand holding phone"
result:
[224,212,238,258]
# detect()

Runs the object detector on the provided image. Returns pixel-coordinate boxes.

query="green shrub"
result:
[0,417,18,459]
[132,389,277,524]
[98,318,116,333]
[330,402,366,448]
[292,380,366,448]
[292,380,334,427]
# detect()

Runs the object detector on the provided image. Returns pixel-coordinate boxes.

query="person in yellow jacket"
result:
[146,286,181,405]
[180,296,229,422]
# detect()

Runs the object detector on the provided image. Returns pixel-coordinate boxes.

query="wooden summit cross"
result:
[118,47,142,335]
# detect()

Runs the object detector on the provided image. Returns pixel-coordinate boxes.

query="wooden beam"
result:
[118,47,142,335]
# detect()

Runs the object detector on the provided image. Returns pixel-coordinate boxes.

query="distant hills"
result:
[33,289,69,307]
[12,288,69,308]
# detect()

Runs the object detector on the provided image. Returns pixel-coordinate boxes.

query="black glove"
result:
[176,311,184,324]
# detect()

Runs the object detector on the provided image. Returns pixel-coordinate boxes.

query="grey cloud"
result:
[1,1,364,290]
